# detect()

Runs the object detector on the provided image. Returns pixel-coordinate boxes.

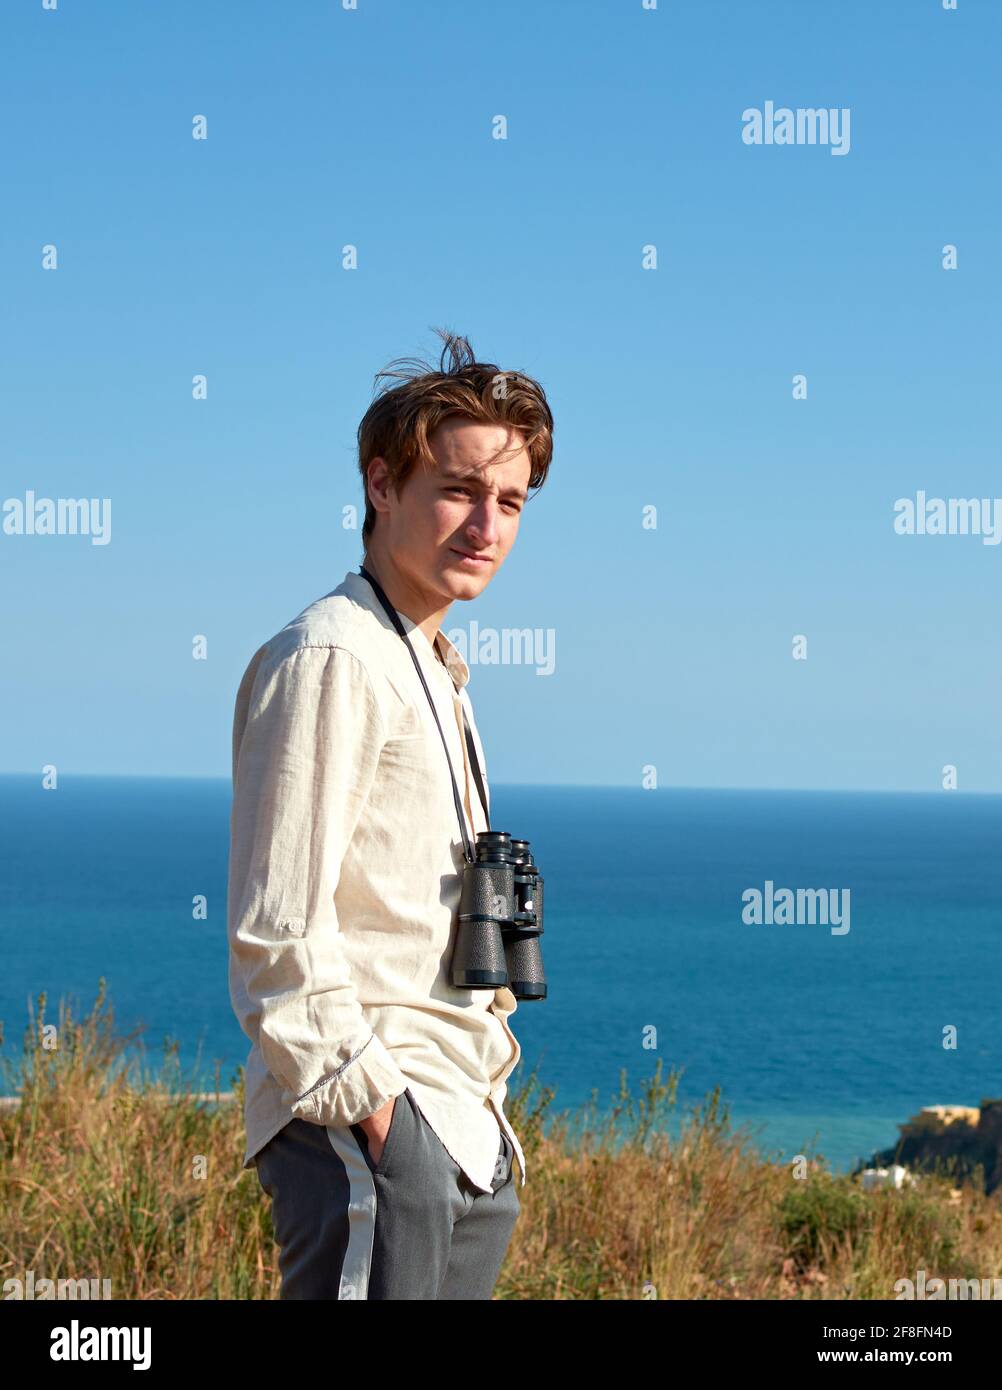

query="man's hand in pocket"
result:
[358,1094,398,1166]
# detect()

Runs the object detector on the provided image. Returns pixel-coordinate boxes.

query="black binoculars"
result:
[451,831,546,1000]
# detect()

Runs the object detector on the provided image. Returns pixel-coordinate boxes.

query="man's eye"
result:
[447,485,519,514]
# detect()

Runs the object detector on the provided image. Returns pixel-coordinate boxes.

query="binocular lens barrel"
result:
[452,831,547,1000]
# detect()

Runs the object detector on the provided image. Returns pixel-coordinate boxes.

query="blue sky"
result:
[2,0,999,791]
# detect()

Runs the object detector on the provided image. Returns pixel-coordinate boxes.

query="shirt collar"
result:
[345,569,471,690]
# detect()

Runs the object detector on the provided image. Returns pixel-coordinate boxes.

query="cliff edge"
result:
[857,1099,1002,1195]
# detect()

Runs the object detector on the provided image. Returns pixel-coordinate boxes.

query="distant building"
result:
[902,1105,980,1134]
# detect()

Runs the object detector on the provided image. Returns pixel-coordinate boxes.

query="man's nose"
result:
[466,496,501,544]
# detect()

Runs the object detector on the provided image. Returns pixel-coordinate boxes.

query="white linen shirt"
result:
[227,567,526,1194]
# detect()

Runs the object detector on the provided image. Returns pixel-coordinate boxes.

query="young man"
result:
[227,331,554,1300]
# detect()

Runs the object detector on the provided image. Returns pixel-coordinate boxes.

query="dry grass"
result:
[1,982,999,1300]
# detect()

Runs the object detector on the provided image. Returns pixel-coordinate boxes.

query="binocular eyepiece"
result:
[451,831,547,1000]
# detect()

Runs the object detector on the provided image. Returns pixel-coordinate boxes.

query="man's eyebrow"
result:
[444,468,528,501]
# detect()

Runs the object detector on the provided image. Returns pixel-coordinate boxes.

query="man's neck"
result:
[361,546,451,652]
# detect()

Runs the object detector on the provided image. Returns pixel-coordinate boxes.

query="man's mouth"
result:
[450,548,493,566]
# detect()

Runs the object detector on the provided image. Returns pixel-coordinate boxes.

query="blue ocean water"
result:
[1,774,999,1174]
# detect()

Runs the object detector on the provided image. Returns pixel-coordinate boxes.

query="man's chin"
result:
[439,559,492,598]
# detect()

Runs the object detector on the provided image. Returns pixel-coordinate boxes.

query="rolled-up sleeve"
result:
[227,642,409,1128]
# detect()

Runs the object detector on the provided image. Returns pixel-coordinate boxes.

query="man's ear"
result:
[366,456,393,516]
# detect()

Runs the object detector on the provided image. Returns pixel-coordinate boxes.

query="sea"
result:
[2,774,999,1174]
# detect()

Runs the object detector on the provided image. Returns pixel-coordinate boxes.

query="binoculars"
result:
[451,831,547,1000]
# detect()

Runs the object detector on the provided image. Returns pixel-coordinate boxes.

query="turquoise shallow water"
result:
[2,776,999,1173]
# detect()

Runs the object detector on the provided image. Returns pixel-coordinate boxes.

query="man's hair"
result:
[356,328,554,547]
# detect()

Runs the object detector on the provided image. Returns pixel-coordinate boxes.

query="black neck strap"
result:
[357,566,489,865]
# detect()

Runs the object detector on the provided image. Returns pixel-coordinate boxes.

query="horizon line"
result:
[0,772,999,798]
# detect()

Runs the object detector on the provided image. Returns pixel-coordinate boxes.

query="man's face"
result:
[366,418,532,604]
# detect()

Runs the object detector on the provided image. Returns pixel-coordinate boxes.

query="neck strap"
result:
[357,566,489,864]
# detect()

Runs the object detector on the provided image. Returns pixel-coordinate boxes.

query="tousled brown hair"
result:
[356,329,554,546]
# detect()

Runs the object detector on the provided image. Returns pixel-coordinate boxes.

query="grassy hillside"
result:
[2,983,999,1300]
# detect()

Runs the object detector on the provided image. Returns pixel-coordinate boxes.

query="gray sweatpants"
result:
[253,1086,520,1300]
